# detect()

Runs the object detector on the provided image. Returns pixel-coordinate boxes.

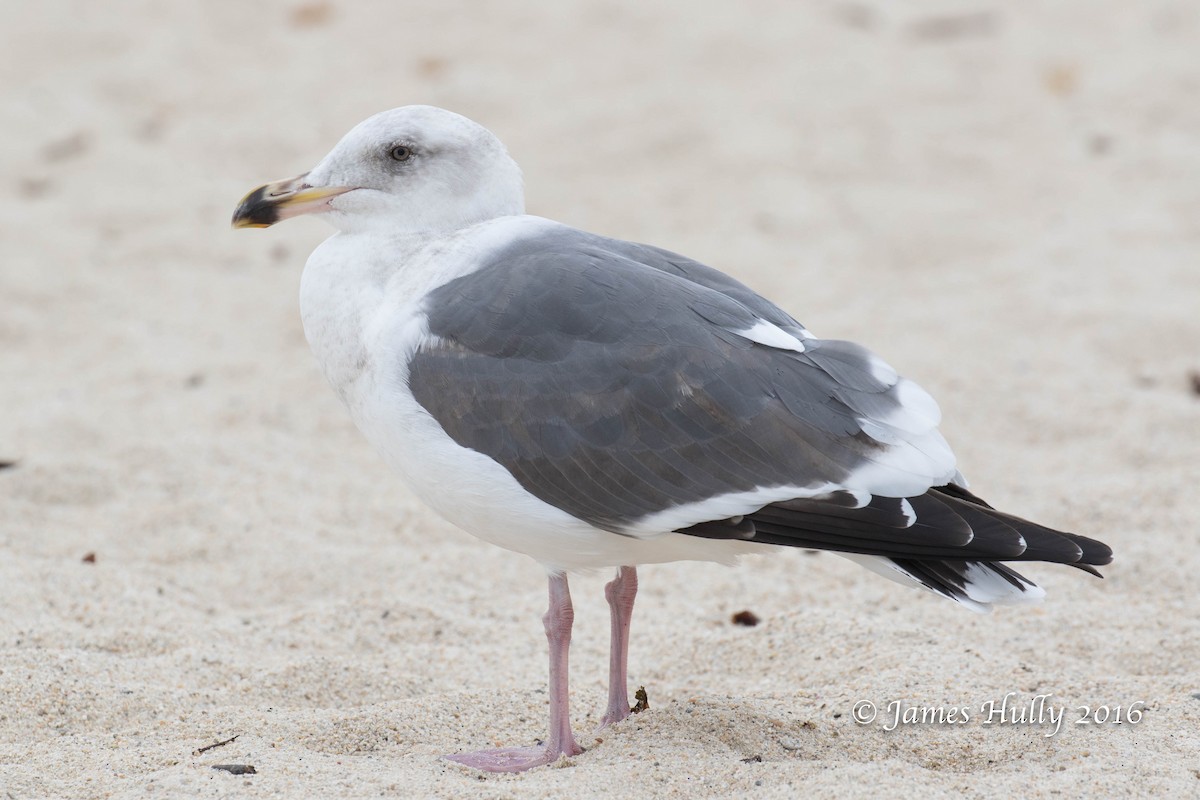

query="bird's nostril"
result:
[270,182,311,198]
[268,181,310,198]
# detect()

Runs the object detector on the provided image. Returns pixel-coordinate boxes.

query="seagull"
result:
[232,105,1113,772]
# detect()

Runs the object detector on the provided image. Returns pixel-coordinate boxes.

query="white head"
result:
[232,106,525,234]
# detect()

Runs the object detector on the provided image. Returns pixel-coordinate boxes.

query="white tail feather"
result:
[841,554,1046,614]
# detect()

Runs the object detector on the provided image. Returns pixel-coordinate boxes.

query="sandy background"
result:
[2,1,1199,797]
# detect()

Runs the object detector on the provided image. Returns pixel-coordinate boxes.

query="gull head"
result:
[232,105,524,234]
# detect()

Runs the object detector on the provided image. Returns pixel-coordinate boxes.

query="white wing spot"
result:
[731,320,807,353]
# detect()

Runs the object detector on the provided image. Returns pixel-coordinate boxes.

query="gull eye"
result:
[389,145,413,162]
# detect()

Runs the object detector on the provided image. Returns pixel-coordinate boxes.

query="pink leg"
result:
[598,565,638,729]
[443,573,584,772]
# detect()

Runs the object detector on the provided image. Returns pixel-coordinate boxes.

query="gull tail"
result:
[839,553,1046,613]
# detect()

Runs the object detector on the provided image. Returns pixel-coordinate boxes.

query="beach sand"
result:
[2,1,1198,797]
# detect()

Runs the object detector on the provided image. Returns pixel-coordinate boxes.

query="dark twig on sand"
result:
[194,734,240,756]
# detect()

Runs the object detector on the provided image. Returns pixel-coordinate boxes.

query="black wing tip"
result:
[1065,533,1114,567]
[1070,562,1106,578]
[932,484,1115,569]
[683,485,1116,584]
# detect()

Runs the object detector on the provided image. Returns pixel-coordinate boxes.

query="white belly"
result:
[346,307,754,572]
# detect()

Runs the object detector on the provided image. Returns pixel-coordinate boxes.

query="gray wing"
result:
[604,237,815,343]
[408,227,955,534]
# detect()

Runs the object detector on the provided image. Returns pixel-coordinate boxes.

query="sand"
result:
[2,1,1198,797]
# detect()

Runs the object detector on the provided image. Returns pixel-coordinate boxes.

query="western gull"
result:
[232,105,1113,772]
